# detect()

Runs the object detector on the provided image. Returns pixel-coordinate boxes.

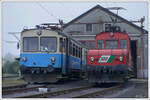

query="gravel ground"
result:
[96,79,148,98]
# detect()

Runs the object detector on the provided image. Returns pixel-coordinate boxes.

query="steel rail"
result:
[72,84,123,98]
[3,85,46,95]
[16,85,93,98]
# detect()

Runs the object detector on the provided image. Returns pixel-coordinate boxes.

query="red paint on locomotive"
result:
[87,32,133,67]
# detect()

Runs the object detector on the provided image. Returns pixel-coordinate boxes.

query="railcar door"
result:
[65,38,70,75]
[60,38,65,75]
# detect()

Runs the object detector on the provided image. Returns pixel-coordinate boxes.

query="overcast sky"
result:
[2,1,148,57]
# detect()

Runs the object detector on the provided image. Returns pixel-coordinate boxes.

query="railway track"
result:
[72,84,123,98]
[2,85,46,95]
[16,85,93,98]
[15,84,123,98]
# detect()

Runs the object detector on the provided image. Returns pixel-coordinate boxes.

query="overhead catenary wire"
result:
[36,2,60,22]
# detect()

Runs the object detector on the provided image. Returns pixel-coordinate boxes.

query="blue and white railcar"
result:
[20,26,87,83]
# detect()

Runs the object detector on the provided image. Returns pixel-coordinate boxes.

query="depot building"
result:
[63,5,148,79]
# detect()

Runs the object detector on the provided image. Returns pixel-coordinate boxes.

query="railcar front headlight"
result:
[90,57,94,62]
[51,57,56,65]
[119,56,123,61]
[22,57,27,62]
[51,57,56,62]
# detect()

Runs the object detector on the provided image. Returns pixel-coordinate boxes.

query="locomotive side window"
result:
[90,41,95,49]
[86,41,90,48]
[40,37,57,52]
[120,40,127,49]
[23,37,38,52]
[97,40,104,49]
[106,40,118,49]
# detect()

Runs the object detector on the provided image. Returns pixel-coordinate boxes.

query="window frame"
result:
[85,24,93,32]
[106,40,119,49]
[40,36,57,52]
[104,23,112,32]
[23,37,39,52]
[120,39,127,49]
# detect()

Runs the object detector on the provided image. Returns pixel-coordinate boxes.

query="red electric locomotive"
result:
[87,27,134,84]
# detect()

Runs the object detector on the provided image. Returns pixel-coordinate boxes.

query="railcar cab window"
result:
[40,37,57,52]
[97,40,104,49]
[106,40,118,49]
[120,40,127,49]
[23,37,38,52]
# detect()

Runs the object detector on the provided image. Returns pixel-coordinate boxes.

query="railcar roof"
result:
[21,28,87,49]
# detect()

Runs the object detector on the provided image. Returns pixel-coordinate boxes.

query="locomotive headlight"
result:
[22,57,27,62]
[119,56,123,61]
[90,57,94,62]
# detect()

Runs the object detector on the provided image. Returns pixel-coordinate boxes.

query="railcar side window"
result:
[23,37,38,52]
[60,38,63,52]
[79,47,80,58]
[97,40,104,49]
[73,44,75,56]
[76,45,78,57]
[69,41,72,55]
[106,40,118,49]
[40,37,57,52]
[120,40,127,49]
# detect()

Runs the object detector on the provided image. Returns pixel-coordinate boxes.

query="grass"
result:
[2,77,27,87]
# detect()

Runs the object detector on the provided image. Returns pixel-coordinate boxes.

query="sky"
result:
[2,1,148,57]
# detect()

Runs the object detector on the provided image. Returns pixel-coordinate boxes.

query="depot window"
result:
[105,24,111,32]
[40,37,57,52]
[86,24,93,32]
[23,37,38,52]
[106,40,118,49]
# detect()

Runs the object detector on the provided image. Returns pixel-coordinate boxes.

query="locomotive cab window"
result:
[120,40,127,49]
[40,37,57,52]
[106,40,118,49]
[23,37,38,52]
[97,40,104,49]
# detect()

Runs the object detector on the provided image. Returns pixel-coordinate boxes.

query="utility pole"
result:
[140,16,145,78]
